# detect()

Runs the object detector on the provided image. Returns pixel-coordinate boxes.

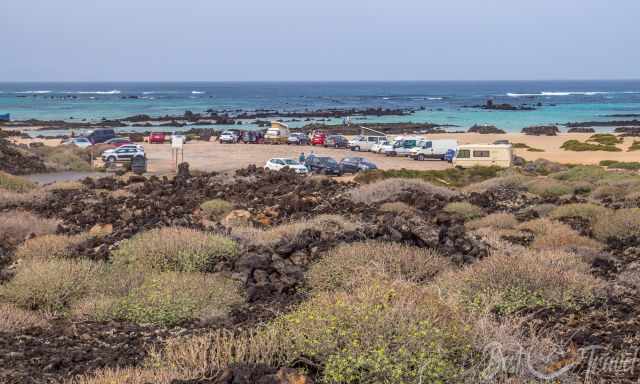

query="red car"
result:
[103,137,132,148]
[149,132,166,144]
[311,132,326,146]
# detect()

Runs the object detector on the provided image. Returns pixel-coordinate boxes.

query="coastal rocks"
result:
[614,127,640,137]
[567,127,595,133]
[521,125,560,136]
[467,124,506,134]
[469,100,536,111]
[300,122,451,136]
[566,119,640,128]
[469,186,540,213]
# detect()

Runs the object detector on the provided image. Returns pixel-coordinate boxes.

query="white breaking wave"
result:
[428,97,444,100]
[16,90,52,94]
[74,90,121,95]
[191,91,205,94]
[505,91,635,97]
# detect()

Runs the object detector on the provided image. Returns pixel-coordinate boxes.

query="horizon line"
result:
[1,78,640,83]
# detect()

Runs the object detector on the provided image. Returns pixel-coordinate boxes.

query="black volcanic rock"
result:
[522,125,560,136]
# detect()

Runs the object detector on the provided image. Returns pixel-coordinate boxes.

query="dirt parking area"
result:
[143,142,452,173]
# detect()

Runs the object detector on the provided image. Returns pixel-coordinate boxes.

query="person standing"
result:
[299,152,305,163]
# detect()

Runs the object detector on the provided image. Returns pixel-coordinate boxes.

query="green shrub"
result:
[518,218,602,250]
[525,179,574,198]
[512,143,529,149]
[603,161,640,170]
[463,173,531,193]
[560,139,621,152]
[443,202,484,220]
[0,171,36,192]
[527,147,545,152]
[438,249,600,315]
[354,166,502,187]
[96,272,243,326]
[587,134,622,146]
[551,165,612,183]
[548,203,611,225]
[272,280,473,383]
[628,141,640,152]
[599,160,617,167]
[199,199,233,219]
[112,227,237,273]
[0,259,101,314]
[306,242,447,293]
[593,208,640,242]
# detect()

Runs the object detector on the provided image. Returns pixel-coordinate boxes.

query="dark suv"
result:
[87,129,116,144]
[339,157,378,174]
[305,156,342,176]
[324,135,349,148]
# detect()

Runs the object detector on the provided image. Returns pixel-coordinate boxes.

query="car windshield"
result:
[76,138,89,142]
[284,159,299,165]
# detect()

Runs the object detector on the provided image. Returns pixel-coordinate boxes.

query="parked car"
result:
[370,140,389,153]
[62,137,92,149]
[409,139,458,161]
[338,157,378,173]
[219,130,239,144]
[311,132,327,146]
[102,146,145,163]
[324,135,349,148]
[384,138,421,156]
[264,158,308,174]
[287,132,309,145]
[87,129,116,144]
[239,130,263,144]
[348,135,387,151]
[103,137,132,148]
[149,132,166,144]
[305,156,342,176]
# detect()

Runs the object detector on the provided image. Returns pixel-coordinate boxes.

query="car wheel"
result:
[417,154,425,161]
[107,156,116,162]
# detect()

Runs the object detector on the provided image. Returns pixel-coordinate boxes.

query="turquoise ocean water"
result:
[1,81,639,136]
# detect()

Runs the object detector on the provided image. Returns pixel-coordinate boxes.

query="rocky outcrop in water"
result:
[521,125,560,136]
[467,124,506,134]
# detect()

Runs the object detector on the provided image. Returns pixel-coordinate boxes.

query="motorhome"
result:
[264,121,290,144]
[410,139,458,161]
[452,144,513,168]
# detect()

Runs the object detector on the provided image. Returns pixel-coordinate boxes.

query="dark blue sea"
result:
[1,81,639,134]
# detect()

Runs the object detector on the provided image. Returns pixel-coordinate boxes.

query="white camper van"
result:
[453,144,513,168]
[410,139,458,161]
[264,121,290,144]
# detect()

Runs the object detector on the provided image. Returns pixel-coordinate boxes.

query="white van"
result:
[264,121,290,144]
[384,137,422,156]
[453,144,513,168]
[348,135,387,151]
[410,139,458,161]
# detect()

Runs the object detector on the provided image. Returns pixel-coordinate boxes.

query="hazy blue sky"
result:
[2,0,639,81]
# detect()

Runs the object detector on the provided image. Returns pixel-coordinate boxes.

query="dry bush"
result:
[231,215,359,246]
[463,174,531,193]
[145,327,290,378]
[593,208,640,242]
[0,170,36,192]
[525,178,574,198]
[272,279,473,383]
[0,188,47,208]
[548,203,610,224]
[72,368,176,384]
[14,233,90,261]
[31,145,92,171]
[93,272,243,326]
[591,179,640,201]
[0,210,59,244]
[0,303,48,331]
[43,181,85,191]
[523,203,557,218]
[111,227,237,273]
[437,248,600,315]
[443,202,484,220]
[0,258,101,315]
[199,199,233,219]
[379,201,415,214]
[518,218,602,251]
[306,241,448,293]
[349,178,458,204]
[466,212,518,231]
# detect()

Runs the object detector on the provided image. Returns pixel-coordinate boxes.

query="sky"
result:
[1,0,639,81]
